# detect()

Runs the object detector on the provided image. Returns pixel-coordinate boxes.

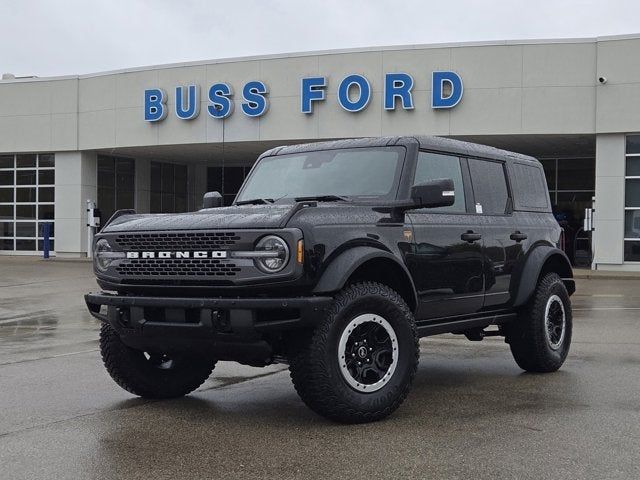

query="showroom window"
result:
[0,153,55,252]
[207,165,253,206]
[97,155,135,224]
[624,135,640,261]
[150,161,188,213]
[539,157,595,231]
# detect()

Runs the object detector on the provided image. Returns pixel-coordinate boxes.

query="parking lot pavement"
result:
[0,257,639,480]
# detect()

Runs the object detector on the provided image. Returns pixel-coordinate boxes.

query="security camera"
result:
[598,76,607,84]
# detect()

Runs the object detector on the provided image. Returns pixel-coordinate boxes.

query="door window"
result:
[468,159,509,215]
[414,152,466,213]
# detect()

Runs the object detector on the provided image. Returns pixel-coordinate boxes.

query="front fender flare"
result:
[312,246,418,308]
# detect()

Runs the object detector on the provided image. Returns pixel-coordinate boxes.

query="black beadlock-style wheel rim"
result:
[544,294,566,351]
[338,314,398,393]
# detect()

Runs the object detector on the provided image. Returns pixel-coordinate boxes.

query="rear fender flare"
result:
[511,245,574,307]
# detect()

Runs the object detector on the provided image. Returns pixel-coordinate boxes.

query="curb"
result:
[573,269,640,280]
[40,257,92,263]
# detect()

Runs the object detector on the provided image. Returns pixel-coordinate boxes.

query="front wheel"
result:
[100,323,217,399]
[506,272,572,373]
[289,282,419,423]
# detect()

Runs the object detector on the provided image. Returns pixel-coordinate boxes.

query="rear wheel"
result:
[100,323,216,399]
[506,272,572,373]
[289,282,419,423]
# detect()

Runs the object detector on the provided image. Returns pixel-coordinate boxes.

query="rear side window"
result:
[510,162,550,211]
[468,159,509,215]
[414,152,466,213]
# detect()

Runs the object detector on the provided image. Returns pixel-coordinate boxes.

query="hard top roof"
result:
[262,136,540,165]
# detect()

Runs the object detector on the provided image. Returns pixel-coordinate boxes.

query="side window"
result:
[414,152,466,213]
[510,162,550,211]
[468,159,509,215]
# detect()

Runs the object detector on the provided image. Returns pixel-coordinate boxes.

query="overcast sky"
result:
[1,0,639,77]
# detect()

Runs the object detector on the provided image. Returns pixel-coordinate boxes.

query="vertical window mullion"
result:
[113,160,118,214]
[13,155,16,250]
[35,155,39,237]
[553,158,558,204]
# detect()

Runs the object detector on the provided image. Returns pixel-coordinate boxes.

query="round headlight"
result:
[254,235,289,273]
[95,238,114,271]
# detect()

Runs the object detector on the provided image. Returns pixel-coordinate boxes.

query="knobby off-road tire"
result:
[100,323,217,399]
[289,282,419,423]
[506,272,572,373]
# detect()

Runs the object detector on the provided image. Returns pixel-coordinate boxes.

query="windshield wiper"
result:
[235,198,275,206]
[294,195,350,202]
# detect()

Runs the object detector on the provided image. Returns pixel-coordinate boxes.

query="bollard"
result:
[43,222,51,259]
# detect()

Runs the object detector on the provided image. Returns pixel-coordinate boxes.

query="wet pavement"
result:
[0,256,638,479]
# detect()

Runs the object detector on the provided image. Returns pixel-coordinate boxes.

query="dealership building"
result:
[1,34,640,270]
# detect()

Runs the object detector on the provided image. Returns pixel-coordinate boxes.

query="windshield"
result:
[235,147,405,203]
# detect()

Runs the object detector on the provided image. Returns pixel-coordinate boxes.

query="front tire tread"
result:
[289,282,419,423]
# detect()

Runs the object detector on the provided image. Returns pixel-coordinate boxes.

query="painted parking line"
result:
[573,294,625,297]
[0,315,54,325]
[0,349,99,367]
[573,307,640,311]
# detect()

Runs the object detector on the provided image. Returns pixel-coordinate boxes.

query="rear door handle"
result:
[510,231,528,242]
[461,231,482,243]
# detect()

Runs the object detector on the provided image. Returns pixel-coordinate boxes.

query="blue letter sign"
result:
[338,74,371,112]
[384,73,414,110]
[175,85,200,120]
[207,83,234,119]
[144,88,167,122]
[241,81,269,117]
[432,71,463,109]
[144,71,465,122]
[301,77,326,114]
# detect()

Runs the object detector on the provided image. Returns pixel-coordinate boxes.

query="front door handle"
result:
[461,231,482,243]
[510,231,528,242]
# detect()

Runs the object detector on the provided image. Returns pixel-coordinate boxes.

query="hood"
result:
[102,204,297,232]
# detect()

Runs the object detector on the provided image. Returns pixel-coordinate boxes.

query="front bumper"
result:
[85,292,332,362]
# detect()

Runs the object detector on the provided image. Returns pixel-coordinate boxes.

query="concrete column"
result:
[135,158,151,213]
[54,151,97,257]
[593,134,625,269]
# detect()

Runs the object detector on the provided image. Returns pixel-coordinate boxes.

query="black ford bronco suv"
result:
[85,136,575,423]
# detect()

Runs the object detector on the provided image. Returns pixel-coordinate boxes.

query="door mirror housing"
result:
[203,191,223,209]
[410,179,455,209]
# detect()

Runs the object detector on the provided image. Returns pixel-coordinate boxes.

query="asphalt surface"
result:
[0,256,638,480]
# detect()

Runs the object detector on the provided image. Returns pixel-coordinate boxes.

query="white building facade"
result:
[1,34,640,270]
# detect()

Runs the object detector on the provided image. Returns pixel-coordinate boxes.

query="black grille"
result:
[114,232,240,251]
[115,258,242,277]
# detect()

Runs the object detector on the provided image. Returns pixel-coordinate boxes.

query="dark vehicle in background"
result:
[86,136,575,423]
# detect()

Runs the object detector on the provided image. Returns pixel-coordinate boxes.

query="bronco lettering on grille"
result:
[126,251,227,259]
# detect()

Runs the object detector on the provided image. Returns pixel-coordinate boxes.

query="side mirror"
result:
[410,178,455,209]
[203,191,223,209]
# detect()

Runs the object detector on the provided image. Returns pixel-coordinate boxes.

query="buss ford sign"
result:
[144,71,463,122]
